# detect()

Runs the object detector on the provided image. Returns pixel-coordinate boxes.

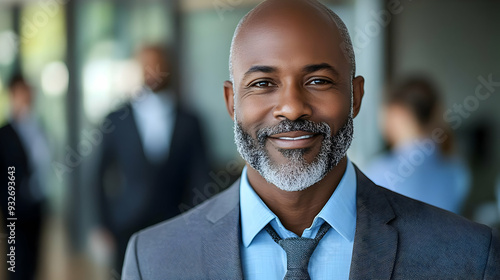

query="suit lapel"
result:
[202,180,243,279]
[123,104,150,165]
[349,167,398,280]
[164,108,180,165]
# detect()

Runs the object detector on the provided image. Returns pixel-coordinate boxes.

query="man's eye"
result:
[250,81,275,88]
[308,79,331,85]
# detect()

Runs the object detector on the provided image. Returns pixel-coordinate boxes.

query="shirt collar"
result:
[132,88,175,111]
[240,159,357,247]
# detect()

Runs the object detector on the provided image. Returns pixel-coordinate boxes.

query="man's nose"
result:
[273,84,312,121]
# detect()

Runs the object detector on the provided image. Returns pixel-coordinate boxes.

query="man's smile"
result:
[268,131,321,149]
[276,135,314,141]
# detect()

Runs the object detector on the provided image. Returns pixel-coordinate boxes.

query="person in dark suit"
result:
[95,46,211,272]
[123,1,499,279]
[0,74,50,280]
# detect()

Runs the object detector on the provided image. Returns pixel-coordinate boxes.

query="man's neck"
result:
[246,157,348,236]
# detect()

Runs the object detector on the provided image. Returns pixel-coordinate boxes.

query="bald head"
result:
[229,0,355,83]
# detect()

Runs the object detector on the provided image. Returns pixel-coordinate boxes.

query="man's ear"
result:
[224,80,235,120]
[352,76,365,118]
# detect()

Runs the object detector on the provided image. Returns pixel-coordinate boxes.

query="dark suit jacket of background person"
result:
[122,166,500,280]
[0,123,45,280]
[96,103,211,270]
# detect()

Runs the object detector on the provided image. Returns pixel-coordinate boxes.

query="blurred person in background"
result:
[366,77,470,214]
[94,45,211,272]
[0,73,50,280]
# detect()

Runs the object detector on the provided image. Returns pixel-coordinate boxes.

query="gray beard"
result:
[234,116,354,192]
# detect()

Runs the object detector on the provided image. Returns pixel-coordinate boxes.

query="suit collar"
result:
[349,166,398,280]
[205,180,241,223]
[203,180,244,279]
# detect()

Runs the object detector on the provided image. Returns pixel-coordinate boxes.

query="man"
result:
[95,46,211,272]
[122,1,499,279]
[0,74,50,280]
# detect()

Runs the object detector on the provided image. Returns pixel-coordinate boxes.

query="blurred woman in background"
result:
[366,77,470,214]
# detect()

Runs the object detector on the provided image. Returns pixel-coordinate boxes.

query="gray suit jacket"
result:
[122,167,500,279]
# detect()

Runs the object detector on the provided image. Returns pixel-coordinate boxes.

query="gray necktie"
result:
[265,222,331,280]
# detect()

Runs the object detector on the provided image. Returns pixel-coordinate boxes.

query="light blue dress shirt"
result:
[131,88,176,164]
[240,159,357,280]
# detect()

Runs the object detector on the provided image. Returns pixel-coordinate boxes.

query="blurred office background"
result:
[0,0,499,279]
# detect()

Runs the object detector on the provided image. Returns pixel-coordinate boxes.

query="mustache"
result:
[256,119,332,144]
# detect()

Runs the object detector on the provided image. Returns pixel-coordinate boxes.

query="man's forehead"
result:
[230,1,349,80]
[235,31,346,78]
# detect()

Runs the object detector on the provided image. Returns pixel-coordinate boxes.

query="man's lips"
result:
[268,131,320,149]
[275,135,315,141]
[269,131,317,139]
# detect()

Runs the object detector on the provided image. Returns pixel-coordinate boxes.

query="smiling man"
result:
[122,1,499,279]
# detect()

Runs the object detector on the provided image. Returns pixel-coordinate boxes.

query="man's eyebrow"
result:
[243,65,277,79]
[302,63,339,76]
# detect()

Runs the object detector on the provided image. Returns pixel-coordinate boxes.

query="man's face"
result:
[139,49,170,92]
[10,82,33,118]
[225,5,364,191]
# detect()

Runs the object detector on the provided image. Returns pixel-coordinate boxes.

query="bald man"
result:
[122,1,499,279]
